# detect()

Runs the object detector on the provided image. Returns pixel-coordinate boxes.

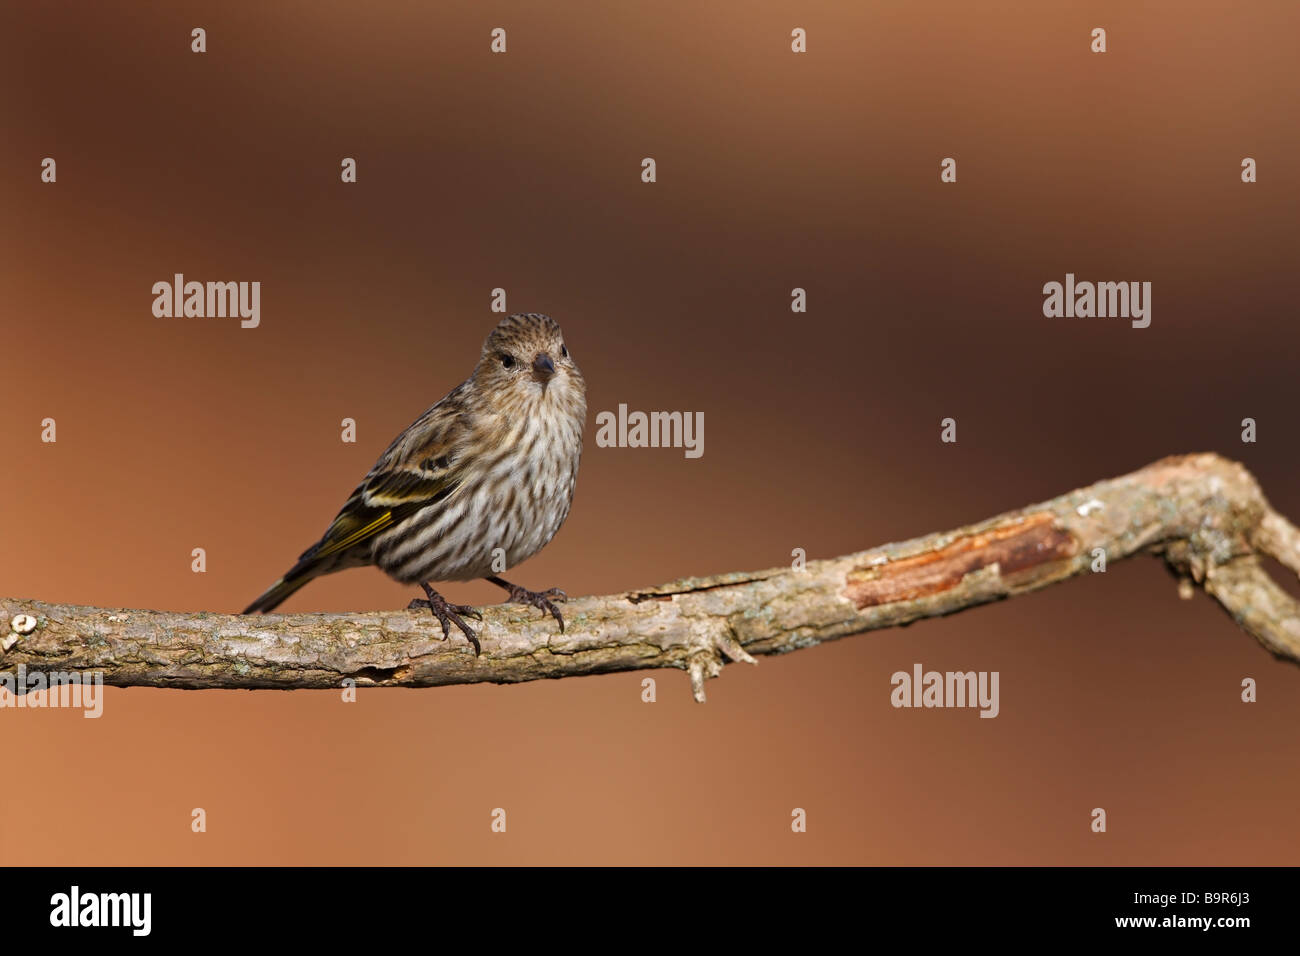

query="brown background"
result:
[2,1,1298,864]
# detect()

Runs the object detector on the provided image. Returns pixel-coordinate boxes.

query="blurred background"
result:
[2,0,1298,864]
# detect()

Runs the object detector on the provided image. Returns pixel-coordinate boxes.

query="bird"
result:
[242,312,587,655]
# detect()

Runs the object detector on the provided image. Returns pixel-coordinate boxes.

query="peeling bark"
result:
[3,453,1298,701]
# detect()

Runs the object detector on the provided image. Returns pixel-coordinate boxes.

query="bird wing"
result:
[304,394,471,563]
[242,386,474,614]
[308,467,457,561]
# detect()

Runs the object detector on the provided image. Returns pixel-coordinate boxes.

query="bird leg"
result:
[408,582,483,655]
[485,575,567,632]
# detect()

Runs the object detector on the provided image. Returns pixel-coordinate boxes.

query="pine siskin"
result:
[243,312,587,654]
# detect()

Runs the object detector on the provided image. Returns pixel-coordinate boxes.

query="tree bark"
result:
[3,453,1298,701]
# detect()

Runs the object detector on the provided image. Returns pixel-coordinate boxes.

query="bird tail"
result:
[242,552,329,614]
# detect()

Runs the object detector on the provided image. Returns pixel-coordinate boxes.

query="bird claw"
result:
[504,586,567,633]
[409,591,483,655]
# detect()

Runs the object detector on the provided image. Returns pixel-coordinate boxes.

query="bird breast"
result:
[372,398,584,585]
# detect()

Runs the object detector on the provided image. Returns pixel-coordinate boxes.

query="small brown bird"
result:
[243,313,587,654]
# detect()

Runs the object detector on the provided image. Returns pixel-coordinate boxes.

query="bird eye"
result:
[560,345,568,358]
[500,354,515,369]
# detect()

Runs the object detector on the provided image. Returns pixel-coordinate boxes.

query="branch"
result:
[4,453,1299,701]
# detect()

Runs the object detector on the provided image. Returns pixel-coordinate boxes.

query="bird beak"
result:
[532,352,556,382]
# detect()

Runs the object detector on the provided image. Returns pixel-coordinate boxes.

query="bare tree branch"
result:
[3,453,1298,701]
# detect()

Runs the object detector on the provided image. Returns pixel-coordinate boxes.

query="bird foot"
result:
[409,585,483,655]
[500,585,567,633]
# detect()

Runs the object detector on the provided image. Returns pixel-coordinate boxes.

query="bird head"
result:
[473,312,586,417]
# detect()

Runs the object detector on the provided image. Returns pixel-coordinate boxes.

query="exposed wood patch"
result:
[845,512,1077,609]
